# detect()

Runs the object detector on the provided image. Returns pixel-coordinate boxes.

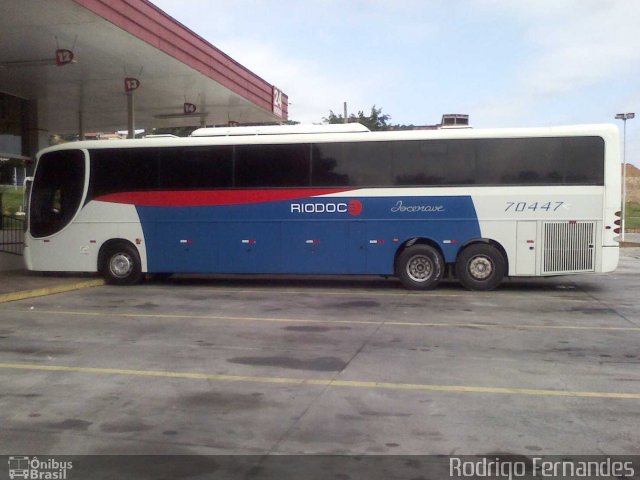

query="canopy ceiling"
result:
[0,0,288,134]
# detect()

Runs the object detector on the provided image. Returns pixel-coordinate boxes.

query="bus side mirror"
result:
[22,176,34,218]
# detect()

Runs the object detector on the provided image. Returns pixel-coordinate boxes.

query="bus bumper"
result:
[601,246,619,273]
[23,244,33,270]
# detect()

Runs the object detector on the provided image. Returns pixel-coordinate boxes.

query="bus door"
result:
[150,222,220,273]
[348,221,367,273]
[218,222,282,273]
[281,221,349,274]
[516,221,537,275]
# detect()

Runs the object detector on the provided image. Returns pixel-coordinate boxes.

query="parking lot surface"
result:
[1,249,639,458]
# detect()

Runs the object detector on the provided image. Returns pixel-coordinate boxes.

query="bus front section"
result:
[25,149,87,271]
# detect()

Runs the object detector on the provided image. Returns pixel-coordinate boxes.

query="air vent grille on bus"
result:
[542,221,596,274]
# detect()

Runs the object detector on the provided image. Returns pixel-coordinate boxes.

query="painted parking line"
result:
[0,279,105,304]
[10,308,640,332]
[0,362,638,400]
[156,286,593,302]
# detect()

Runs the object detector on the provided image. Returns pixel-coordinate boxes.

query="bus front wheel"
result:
[455,243,505,291]
[101,242,143,286]
[396,245,444,290]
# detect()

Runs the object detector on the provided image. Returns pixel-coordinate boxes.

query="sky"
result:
[152,0,640,166]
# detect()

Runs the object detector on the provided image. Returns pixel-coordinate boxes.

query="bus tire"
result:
[396,245,444,290]
[455,243,505,291]
[101,242,143,286]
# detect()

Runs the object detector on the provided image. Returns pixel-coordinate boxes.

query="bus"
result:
[25,123,620,291]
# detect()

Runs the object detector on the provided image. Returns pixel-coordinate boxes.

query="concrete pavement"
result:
[1,249,639,458]
[1,239,639,303]
[0,269,104,303]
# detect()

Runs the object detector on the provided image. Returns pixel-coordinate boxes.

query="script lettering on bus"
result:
[390,200,445,213]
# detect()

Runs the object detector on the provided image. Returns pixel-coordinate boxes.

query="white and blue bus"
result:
[25,123,620,290]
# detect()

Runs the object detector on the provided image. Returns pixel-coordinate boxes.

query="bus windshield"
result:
[29,149,85,238]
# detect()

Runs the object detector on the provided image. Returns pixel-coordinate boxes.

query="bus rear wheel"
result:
[396,245,444,290]
[101,242,143,286]
[455,243,505,291]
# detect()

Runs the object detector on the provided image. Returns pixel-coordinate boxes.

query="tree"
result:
[323,105,392,131]
[149,126,199,137]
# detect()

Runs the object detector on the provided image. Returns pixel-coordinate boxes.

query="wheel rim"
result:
[109,253,134,278]
[406,254,434,282]
[468,255,493,280]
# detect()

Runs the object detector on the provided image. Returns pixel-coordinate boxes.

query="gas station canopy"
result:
[0,0,288,136]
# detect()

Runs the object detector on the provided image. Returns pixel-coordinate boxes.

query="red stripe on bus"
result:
[94,189,352,207]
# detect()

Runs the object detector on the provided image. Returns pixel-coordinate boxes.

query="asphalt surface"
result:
[0,249,639,474]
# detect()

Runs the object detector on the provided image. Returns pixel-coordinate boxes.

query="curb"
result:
[620,241,640,247]
[0,278,105,304]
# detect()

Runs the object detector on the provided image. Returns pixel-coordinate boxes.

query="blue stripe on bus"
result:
[136,195,480,274]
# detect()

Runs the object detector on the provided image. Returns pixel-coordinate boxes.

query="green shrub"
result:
[0,187,26,216]
[626,202,640,230]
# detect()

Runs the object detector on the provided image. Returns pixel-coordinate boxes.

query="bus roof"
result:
[190,123,371,137]
[35,124,618,156]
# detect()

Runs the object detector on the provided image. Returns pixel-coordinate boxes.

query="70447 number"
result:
[505,201,565,212]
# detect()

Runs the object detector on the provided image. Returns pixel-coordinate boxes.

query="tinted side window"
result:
[235,144,310,187]
[473,137,604,185]
[90,148,159,198]
[564,137,604,185]
[475,138,565,185]
[311,141,392,186]
[393,140,476,186]
[159,146,232,189]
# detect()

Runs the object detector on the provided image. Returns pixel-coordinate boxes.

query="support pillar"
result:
[127,92,135,139]
[78,110,85,141]
[78,84,85,140]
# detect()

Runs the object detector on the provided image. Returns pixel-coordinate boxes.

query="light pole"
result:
[615,112,635,241]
